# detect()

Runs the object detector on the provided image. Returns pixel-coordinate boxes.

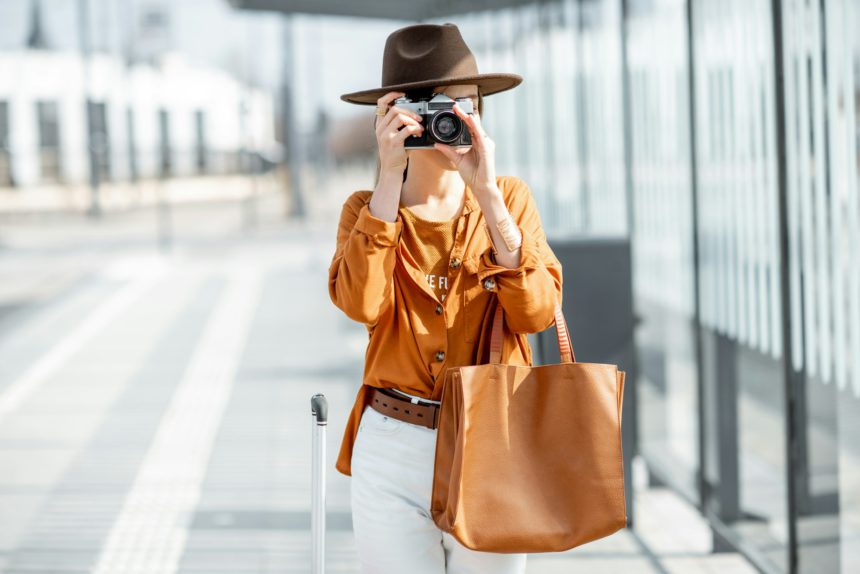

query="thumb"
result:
[433,143,458,164]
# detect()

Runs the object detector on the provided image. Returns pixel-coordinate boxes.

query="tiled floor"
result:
[0,180,758,573]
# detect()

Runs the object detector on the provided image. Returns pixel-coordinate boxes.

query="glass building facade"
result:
[433,1,860,573]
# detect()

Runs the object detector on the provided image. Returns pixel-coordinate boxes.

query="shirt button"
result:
[435,350,445,361]
[435,303,443,314]
[450,258,461,269]
[483,278,496,290]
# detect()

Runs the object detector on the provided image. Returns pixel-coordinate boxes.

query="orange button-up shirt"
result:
[327,175,564,476]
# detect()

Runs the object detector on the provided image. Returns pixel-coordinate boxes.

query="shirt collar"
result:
[462,183,479,214]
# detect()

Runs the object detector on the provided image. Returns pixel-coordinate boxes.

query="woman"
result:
[328,22,564,574]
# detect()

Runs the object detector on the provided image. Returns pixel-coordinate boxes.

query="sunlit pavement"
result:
[0,175,756,573]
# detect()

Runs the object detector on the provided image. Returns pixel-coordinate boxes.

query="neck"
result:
[400,154,466,207]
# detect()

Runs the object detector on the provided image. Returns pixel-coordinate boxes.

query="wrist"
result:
[473,181,501,197]
[475,183,504,212]
[375,168,406,193]
[379,164,406,181]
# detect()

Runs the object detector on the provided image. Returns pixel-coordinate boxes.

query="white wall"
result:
[0,50,276,187]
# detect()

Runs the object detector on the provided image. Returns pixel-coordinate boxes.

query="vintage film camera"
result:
[393,93,474,148]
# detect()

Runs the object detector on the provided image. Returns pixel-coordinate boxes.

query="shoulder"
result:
[338,190,374,218]
[333,191,376,233]
[344,190,374,208]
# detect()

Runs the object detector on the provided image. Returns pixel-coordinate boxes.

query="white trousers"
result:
[350,400,528,574]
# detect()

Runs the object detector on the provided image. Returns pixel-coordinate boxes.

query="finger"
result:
[453,103,485,150]
[389,105,423,123]
[395,123,424,141]
[377,91,405,108]
[433,142,459,163]
[469,110,486,135]
[374,92,406,128]
[460,104,485,138]
[457,101,479,122]
[387,114,423,138]
[381,107,422,133]
[378,112,421,136]
[452,103,480,135]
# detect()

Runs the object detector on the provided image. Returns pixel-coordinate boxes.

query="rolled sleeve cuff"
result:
[475,224,543,282]
[353,203,402,246]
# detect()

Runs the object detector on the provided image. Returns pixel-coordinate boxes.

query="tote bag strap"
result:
[489,301,576,364]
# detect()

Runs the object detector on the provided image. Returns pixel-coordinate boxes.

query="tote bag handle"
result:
[489,302,576,365]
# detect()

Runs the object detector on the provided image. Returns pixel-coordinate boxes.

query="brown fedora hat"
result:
[340,22,522,106]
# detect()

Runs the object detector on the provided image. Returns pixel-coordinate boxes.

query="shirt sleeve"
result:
[328,193,402,327]
[474,177,563,334]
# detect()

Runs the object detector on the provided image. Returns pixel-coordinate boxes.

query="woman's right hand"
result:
[375,91,424,174]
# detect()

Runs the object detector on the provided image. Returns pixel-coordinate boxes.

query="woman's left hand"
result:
[433,103,497,197]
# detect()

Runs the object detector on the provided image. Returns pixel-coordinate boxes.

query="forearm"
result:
[369,168,405,222]
[475,184,523,268]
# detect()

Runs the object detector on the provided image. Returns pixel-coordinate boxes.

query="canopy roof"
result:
[228,0,529,20]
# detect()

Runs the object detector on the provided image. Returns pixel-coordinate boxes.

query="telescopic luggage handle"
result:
[310,394,328,574]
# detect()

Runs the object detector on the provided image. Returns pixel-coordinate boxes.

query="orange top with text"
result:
[327,175,564,476]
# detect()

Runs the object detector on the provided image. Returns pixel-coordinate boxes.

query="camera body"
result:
[394,93,474,149]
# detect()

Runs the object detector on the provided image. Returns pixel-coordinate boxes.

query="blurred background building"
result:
[0,1,857,573]
[0,0,278,207]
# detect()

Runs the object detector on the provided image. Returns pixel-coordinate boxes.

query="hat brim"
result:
[340,73,523,105]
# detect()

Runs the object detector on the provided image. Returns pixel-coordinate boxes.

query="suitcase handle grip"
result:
[311,394,328,423]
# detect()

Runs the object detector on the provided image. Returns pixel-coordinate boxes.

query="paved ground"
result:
[0,174,758,573]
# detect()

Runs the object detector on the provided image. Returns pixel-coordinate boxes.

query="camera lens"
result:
[430,111,461,143]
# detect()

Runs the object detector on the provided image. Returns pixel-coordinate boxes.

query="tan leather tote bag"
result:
[431,302,627,553]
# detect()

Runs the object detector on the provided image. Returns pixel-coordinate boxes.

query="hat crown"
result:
[381,23,479,88]
[339,21,521,105]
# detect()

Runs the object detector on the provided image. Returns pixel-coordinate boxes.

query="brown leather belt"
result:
[367,386,440,430]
